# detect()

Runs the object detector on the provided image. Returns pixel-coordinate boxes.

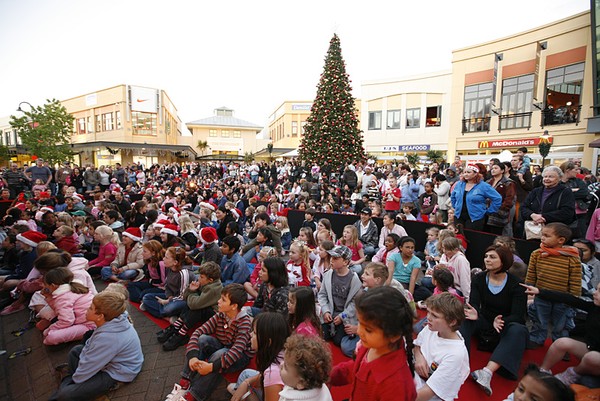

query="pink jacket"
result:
[47,284,95,332]
[69,257,98,295]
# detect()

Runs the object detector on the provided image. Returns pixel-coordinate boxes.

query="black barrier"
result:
[287,210,540,266]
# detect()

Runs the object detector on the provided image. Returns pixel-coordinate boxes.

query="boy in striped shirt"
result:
[525,222,581,349]
[164,284,254,401]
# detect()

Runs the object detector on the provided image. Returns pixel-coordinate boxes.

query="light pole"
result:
[538,130,552,168]
[16,101,34,113]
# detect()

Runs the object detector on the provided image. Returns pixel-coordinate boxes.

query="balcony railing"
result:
[540,105,581,128]
[461,117,491,134]
[498,112,532,132]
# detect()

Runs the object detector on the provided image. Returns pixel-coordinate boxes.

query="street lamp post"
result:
[538,130,552,168]
[16,101,34,113]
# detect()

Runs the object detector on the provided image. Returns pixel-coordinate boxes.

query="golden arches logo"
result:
[478,141,489,149]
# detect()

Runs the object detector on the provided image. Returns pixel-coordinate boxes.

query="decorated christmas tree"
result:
[299,34,366,168]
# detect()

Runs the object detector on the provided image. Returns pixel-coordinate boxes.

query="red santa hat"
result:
[160,224,179,237]
[39,191,50,198]
[465,164,480,173]
[277,208,291,217]
[40,205,54,214]
[153,219,170,229]
[122,227,143,242]
[112,188,122,195]
[71,194,83,203]
[16,231,47,247]
[231,208,242,220]
[14,202,26,211]
[199,202,215,212]
[199,227,218,244]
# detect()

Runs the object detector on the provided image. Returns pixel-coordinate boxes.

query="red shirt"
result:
[384,187,402,211]
[330,344,416,401]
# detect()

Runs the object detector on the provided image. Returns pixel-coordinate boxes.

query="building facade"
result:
[268,101,312,150]
[62,84,196,167]
[360,71,452,162]
[449,12,595,168]
[184,107,266,158]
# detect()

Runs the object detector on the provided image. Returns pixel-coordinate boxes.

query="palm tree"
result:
[244,152,254,164]
[197,140,209,156]
[406,153,420,169]
[426,150,444,164]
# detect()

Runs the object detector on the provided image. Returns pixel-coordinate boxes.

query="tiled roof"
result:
[186,115,262,129]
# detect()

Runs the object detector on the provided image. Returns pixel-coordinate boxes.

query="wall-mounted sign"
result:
[399,145,431,151]
[129,86,159,113]
[478,137,553,149]
[291,104,312,111]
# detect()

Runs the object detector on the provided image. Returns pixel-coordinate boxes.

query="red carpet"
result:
[131,301,576,401]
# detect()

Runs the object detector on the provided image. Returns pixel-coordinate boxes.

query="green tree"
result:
[196,140,209,156]
[406,153,420,168]
[426,150,444,164]
[10,99,74,165]
[299,34,365,168]
[0,145,12,166]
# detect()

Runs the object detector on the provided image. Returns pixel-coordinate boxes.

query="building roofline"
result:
[362,70,452,86]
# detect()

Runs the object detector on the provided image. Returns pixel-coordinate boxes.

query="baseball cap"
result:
[360,207,372,215]
[327,245,352,261]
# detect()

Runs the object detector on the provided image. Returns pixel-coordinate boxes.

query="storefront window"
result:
[131,111,157,136]
[543,62,584,125]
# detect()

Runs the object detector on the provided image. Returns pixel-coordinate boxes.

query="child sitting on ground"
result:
[414,292,470,401]
[312,240,334,292]
[164,284,254,401]
[287,241,312,287]
[160,261,223,351]
[288,286,321,337]
[504,364,575,401]
[221,235,250,285]
[53,226,80,255]
[330,286,417,400]
[361,262,415,313]
[247,256,289,317]
[244,246,276,299]
[318,245,362,358]
[279,334,333,401]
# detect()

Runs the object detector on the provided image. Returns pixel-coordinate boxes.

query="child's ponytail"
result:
[44,267,89,295]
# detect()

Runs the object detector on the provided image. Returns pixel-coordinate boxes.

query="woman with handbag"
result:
[519,166,575,239]
[560,162,589,238]
[485,162,516,236]
[460,245,528,396]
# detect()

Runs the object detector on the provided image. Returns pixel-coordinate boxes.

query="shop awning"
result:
[70,141,197,157]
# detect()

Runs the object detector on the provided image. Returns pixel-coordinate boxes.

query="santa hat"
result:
[199,227,218,244]
[112,188,122,195]
[122,227,143,242]
[465,164,480,173]
[14,202,26,211]
[39,191,50,198]
[199,202,215,212]
[153,219,170,229]
[277,208,291,217]
[169,206,180,215]
[160,224,179,237]
[231,208,242,220]
[40,206,54,214]
[71,194,83,203]
[16,231,47,247]
[111,178,117,182]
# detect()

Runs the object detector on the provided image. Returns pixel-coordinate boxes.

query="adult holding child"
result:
[450,163,502,231]
[460,245,528,396]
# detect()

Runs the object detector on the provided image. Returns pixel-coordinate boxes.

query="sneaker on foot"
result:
[133,270,145,282]
[471,369,493,396]
[163,333,189,351]
[157,325,177,343]
[139,303,146,311]
[555,367,580,385]
[164,383,188,401]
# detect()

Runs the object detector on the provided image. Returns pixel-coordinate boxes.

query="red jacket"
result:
[330,344,416,401]
[56,236,80,255]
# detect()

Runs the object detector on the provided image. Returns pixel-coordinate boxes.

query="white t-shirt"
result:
[414,326,470,401]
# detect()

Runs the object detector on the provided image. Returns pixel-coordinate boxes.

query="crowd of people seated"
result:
[0,155,598,401]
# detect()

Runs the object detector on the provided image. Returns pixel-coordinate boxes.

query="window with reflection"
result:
[406,108,420,128]
[544,62,583,125]
[426,106,442,127]
[500,74,534,130]
[368,111,382,130]
[387,110,401,129]
[131,112,157,135]
[463,82,492,132]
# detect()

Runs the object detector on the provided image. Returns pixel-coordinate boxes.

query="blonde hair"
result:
[37,241,57,256]
[276,216,289,230]
[178,215,195,234]
[436,229,455,254]
[104,282,130,300]
[340,225,359,248]
[290,241,312,280]
[56,212,74,228]
[59,226,74,237]
[93,291,127,321]
[364,262,388,282]
[95,225,120,246]
[255,205,267,214]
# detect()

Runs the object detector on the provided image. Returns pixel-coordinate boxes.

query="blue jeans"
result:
[100,266,139,281]
[232,369,262,399]
[128,282,162,303]
[242,247,258,263]
[49,344,118,401]
[528,297,573,344]
[183,334,250,401]
[322,322,359,358]
[363,245,377,258]
[141,292,187,318]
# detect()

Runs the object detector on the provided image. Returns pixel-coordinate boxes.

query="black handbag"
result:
[487,209,509,227]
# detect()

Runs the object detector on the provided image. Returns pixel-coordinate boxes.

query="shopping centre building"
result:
[448,11,595,167]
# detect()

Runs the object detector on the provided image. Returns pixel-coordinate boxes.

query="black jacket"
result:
[520,183,575,225]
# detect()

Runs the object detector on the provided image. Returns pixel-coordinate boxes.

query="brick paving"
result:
[0,280,232,401]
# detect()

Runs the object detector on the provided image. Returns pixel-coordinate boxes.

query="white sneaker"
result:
[471,368,493,396]
[139,303,146,311]
[164,383,188,401]
[555,367,581,385]
[133,270,145,282]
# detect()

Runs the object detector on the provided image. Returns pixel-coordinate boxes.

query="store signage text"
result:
[478,137,553,149]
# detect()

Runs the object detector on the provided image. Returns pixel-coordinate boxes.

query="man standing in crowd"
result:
[84,166,101,192]
[114,163,127,188]
[25,158,52,188]
[1,163,28,198]
[509,154,533,226]
[55,161,72,194]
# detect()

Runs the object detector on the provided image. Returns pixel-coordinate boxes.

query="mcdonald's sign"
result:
[478,137,553,149]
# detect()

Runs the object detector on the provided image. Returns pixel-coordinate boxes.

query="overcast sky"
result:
[0,0,589,134]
